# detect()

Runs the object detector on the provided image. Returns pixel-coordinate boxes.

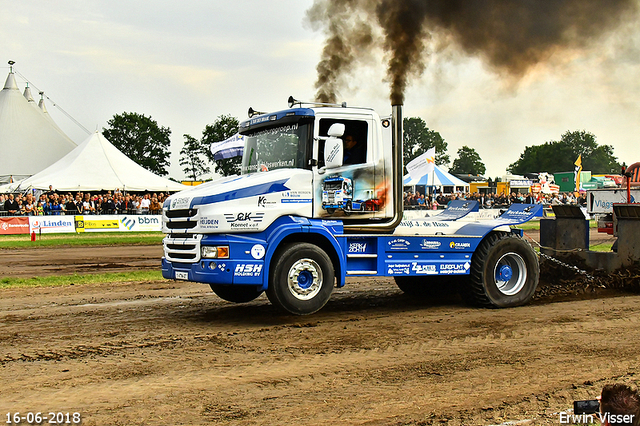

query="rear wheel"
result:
[460,233,539,308]
[210,285,263,303]
[267,243,335,315]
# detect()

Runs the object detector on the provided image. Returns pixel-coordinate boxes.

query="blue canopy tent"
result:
[403,164,470,194]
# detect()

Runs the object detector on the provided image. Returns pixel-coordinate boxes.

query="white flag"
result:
[406,147,436,182]
[210,134,245,160]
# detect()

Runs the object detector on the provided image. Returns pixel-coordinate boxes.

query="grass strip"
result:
[515,219,597,231]
[0,232,165,249]
[0,270,167,289]
[589,243,614,252]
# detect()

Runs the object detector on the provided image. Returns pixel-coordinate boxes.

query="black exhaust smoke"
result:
[308,0,638,105]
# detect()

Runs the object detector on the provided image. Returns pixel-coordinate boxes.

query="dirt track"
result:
[1,232,638,426]
[0,244,163,278]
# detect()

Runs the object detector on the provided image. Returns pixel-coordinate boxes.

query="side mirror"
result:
[324,136,343,169]
[327,123,345,137]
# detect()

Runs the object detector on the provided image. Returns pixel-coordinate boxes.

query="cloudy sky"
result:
[2,1,640,180]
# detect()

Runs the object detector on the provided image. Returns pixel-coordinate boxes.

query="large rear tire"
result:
[267,243,335,315]
[461,232,539,308]
[210,285,263,303]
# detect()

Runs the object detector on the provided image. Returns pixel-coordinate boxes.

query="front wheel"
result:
[461,233,539,308]
[267,243,335,315]
[210,285,263,303]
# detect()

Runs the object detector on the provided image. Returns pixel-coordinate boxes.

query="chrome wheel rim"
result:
[493,252,527,296]
[287,258,323,300]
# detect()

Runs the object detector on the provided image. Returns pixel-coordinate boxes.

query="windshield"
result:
[323,181,342,191]
[241,122,311,174]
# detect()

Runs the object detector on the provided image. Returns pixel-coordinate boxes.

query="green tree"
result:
[403,117,450,169]
[201,114,240,177]
[179,134,210,181]
[449,145,486,176]
[103,112,171,176]
[508,130,620,175]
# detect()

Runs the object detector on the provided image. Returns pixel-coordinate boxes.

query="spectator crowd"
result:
[0,188,167,217]
[3,187,590,216]
[404,190,588,210]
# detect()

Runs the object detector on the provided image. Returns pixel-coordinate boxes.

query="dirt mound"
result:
[536,258,640,301]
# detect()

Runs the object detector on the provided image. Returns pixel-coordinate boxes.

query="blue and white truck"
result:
[162,98,542,315]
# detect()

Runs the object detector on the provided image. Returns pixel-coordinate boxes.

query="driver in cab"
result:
[342,134,365,165]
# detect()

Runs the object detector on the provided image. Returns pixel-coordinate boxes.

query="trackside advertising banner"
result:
[29,217,76,234]
[75,215,162,232]
[0,217,30,235]
[20,215,162,234]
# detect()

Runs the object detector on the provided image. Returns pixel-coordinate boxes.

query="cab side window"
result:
[318,119,368,167]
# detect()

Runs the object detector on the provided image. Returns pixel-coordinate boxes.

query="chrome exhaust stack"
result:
[344,104,404,233]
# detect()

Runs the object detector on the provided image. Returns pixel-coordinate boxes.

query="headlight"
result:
[201,246,230,259]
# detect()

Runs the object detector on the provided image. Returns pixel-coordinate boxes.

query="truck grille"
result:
[163,234,202,263]
[163,208,199,232]
[166,208,197,219]
[328,194,335,203]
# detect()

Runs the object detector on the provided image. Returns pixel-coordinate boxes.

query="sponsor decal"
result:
[439,263,471,275]
[591,194,636,211]
[411,262,437,275]
[387,263,411,275]
[170,196,191,210]
[348,242,367,253]
[132,216,161,232]
[234,264,263,277]
[449,241,472,250]
[420,240,441,250]
[199,217,220,229]
[503,208,534,217]
[80,218,120,230]
[121,216,135,231]
[388,238,411,250]
[281,190,313,204]
[445,203,471,212]
[224,212,265,229]
[77,215,161,232]
[399,220,450,228]
[0,217,29,235]
[281,198,312,203]
[509,180,533,187]
[251,244,266,260]
[224,212,265,223]
[30,218,76,234]
[257,195,281,208]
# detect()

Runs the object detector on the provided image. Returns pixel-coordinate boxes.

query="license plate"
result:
[175,271,188,280]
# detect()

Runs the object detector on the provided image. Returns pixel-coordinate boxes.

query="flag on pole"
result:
[406,147,436,183]
[210,134,245,160]
[574,154,582,192]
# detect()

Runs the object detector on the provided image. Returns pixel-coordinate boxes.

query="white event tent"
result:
[0,69,77,183]
[403,164,470,193]
[3,131,187,193]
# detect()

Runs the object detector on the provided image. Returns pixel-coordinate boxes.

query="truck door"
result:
[312,116,387,219]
